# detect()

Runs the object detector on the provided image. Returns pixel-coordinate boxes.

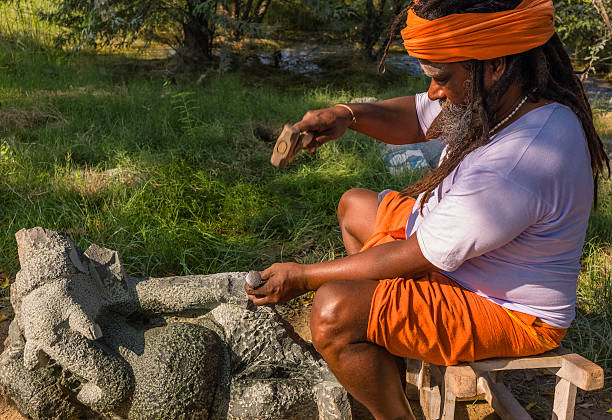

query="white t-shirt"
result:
[407,92,593,328]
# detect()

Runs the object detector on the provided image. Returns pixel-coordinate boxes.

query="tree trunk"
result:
[360,0,385,60]
[231,0,242,39]
[181,1,216,66]
[373,0,405,60]
[233,0,273,38]
[360,0,406,60]
[241,0,255,21]
[591,0,612,33]
[254,0,272,23]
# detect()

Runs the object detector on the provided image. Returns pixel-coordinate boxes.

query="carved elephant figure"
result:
[0,227,350,420]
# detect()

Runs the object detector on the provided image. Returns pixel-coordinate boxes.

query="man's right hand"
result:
[244,262,309,306]
[293,105,354,151]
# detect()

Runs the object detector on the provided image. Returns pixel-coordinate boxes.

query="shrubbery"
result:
[1,0,610,71]
[555,0,611,71]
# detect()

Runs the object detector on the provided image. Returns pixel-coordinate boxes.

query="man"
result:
[245,0,610,419]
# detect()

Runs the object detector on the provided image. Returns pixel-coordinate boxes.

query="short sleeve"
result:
[415,92,442,135]
[415,168,541,271]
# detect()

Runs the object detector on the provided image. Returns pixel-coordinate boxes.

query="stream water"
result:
[253,44,424,76]
[254,44,612,107]
[150,41,612,108]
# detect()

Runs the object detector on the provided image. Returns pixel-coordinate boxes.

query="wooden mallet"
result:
[270,125,316,168]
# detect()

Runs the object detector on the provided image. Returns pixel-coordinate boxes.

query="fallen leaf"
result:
[607,409,612,414]
[543,392,555,396]
[526,402,536,410]
[0,314,8,322]
[0,271,8,289]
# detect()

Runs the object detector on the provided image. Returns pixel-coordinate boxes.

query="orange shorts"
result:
[364,191,566,366]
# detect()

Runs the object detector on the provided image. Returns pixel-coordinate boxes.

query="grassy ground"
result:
[0,35,429,281]
[0,3,611,416]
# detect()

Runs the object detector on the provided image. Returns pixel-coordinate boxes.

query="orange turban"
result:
[401,0,555,63]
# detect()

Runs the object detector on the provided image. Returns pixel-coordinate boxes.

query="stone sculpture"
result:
[0,227,350,419]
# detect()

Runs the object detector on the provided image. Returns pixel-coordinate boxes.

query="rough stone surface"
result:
[128,322,225,419]
[0,227,350,419]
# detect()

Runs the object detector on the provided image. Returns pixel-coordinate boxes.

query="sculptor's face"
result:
[420,60,476,150]
[420,60,472,105]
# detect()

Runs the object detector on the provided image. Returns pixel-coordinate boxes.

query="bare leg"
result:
[310,280,415,420]
[337,188,379,255]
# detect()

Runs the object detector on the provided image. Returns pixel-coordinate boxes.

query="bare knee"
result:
[310,282,350,354]
[310,281,373,355]
[338,188,366,226]
[337,188,377,233]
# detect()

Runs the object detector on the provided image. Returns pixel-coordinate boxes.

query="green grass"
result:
[0,0,55,38]
[0,5,610,383]
[0,34,428,280]
[564,178,612,372]
[573,96,612,372]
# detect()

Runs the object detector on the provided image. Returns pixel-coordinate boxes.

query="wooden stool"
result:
[405,347,604,420]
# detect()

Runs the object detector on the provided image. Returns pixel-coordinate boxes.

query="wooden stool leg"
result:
[477,373,532,420]
[552,377,577,420]
[405,359,421,400]
[442,365,479,420]
[419,362,444,420]
[441,374,456,420]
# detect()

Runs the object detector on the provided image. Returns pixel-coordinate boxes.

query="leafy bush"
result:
[1,0,275,65]
[555,0,611,70]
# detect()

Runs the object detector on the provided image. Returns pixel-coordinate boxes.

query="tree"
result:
[292,0,409,60]
[219,0,273,38]
[359,0,407,60]
[554,0,611,71]
[33,0,274,66]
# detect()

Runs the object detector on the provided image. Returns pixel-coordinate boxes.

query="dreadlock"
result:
[379,0,610,213]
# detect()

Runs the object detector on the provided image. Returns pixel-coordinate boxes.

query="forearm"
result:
[302,234,438,291]
[344,96,426,145]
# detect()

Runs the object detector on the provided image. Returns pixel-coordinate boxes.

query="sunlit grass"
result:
[564,164,612,368]
[594,111,612,147]
[0,33,426,279]
[0,0,58,47]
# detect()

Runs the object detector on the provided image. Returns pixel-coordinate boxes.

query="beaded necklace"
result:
[489,89,536,136]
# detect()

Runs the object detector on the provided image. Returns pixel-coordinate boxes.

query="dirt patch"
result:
[504,370,612,419]
[0,393,26,420]
[252,124,278,144]
[278,295,313,342]
[69,167,142,196]
[0,107,66,132]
